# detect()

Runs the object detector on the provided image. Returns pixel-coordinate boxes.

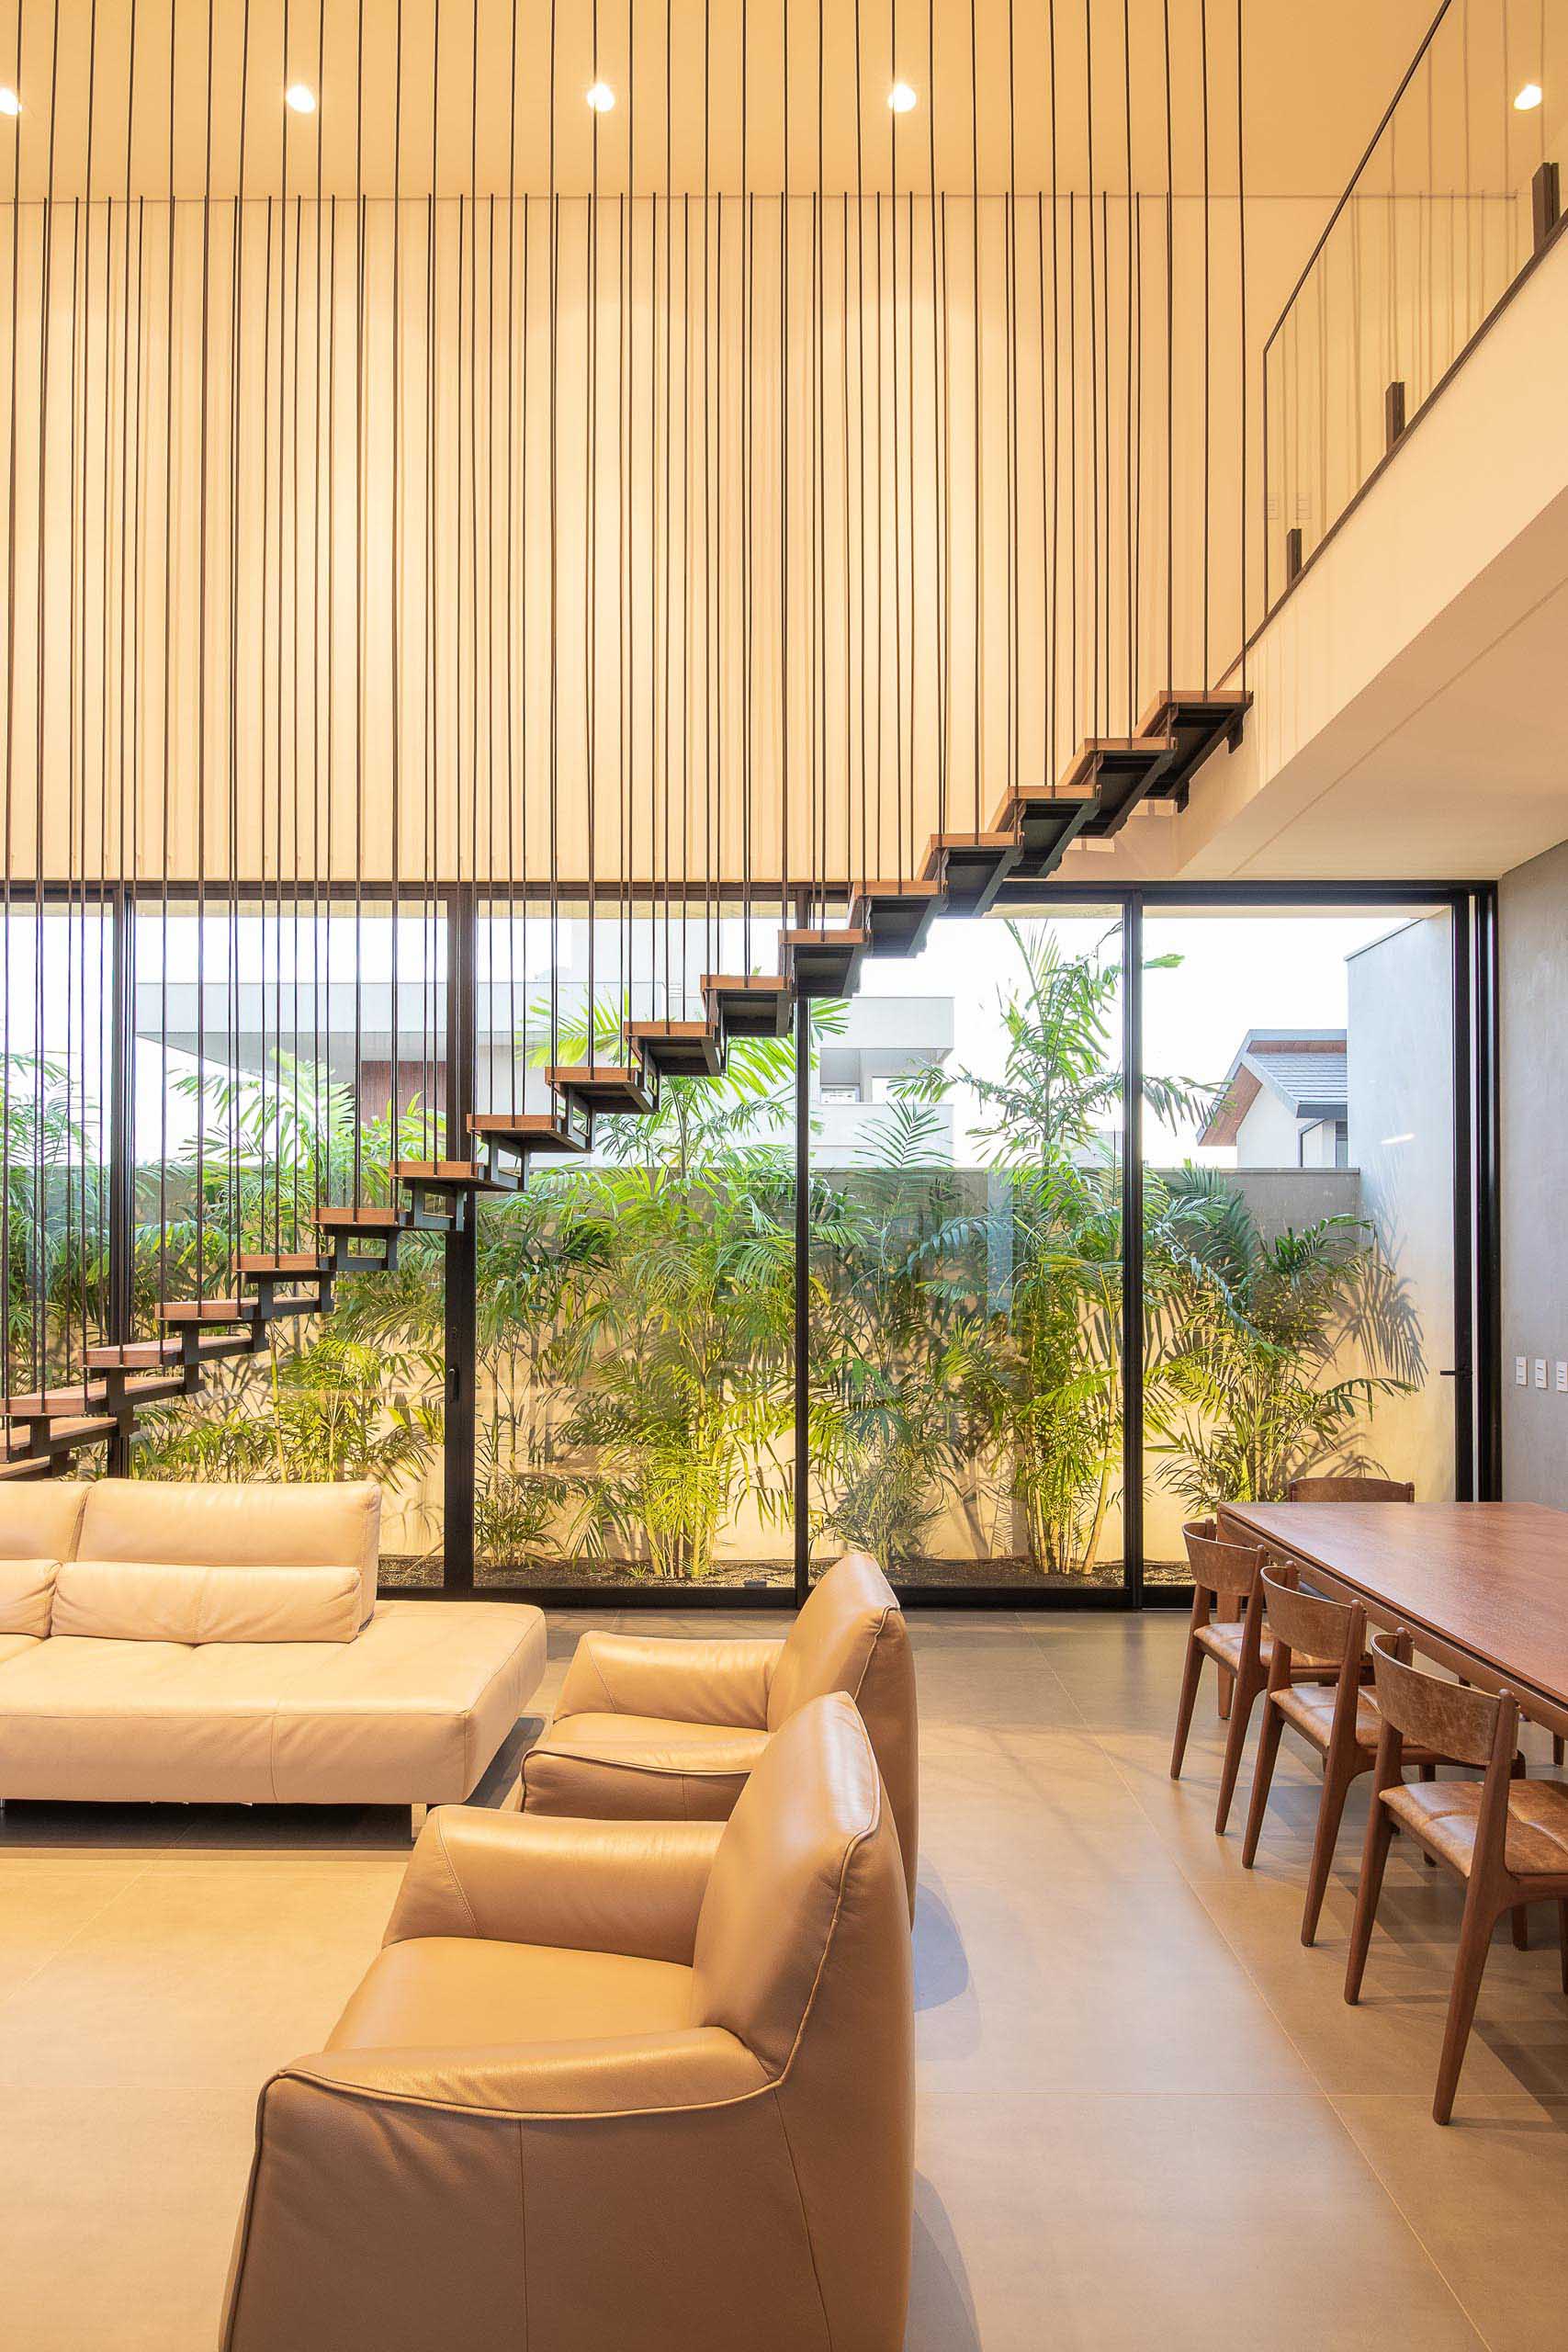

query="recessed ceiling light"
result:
[284,83,317,115]
[0,86,21,118]
[887,81,917,115]
[586,80,615,112]
[1515,81,1543,110]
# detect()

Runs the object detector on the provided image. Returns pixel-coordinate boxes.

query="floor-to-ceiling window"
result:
[472,897,798,1591]
[0,897,113,1408]
[129,897,448,1583]
[57,880,1487,1601]
[1138,900,1461,1585]
[807,905,1127,1591]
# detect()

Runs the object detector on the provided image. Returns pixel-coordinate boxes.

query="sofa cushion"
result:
[0,1485,88,1564]
[520,1713,772,1820]
[0,1632,41,1669]
[51,1559,362,1645]
[0,1600,547,1805]
[77,1479,381,1624]
[0,1557,57,1637]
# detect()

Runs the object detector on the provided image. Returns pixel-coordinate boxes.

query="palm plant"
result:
[472,992,809,1578]
[129,1057,446,1541]
[1145,1165,1414,1513]
[903,923,1210,1577]
[1,1053,112,1394]
[808,1099,976,1569]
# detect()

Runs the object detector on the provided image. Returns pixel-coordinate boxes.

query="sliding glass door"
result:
[1138,902,1459,1585]
[101,879,1485,1602]
[807,904,1128,1592]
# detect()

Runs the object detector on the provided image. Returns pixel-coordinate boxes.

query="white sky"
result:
[6,899,1434,1170]
[853,905,1426,1164]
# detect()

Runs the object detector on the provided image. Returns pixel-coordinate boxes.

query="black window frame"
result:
[85,876,1498,1610]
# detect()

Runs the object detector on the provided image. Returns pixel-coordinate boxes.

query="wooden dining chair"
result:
[1170,1519,1321,1836]
[1243,1571,1441,1945]
[1286,1475,1415,1504]
[1345,1630,1568,2124]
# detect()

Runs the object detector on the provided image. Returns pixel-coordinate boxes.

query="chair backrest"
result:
[769,1550,900,1723]
[1182,1518,1263,1604]
[1287,1476,1415,1504]
[769,1551,919,1918]
[1368,1630,1506,1770]
[1260,1566,1359,1668]
[692,1690,914,2349]
[692,1692,908,2071]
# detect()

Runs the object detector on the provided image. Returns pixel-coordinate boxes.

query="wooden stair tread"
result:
[312,1204,409,1231]
[237,1250,334,1276]
[700,975,795,1040]
[546,1065,658,1114]
[625,1021,726,1078]
[850,879,943,956]
[86,1340,184,1370]
[159,1298,264,1325]
[990,780,1100,831]
[918,829,1020,915]
[1135,687,1253,805]
[394,1159,518,1193]
[0,1454,52,1480]
[38,1415,118,1444]
[784,926,870,999]
[468,1113,592,1154]
[1055,737,1177,837]
[1136,685,1251,738]
[3,1385,110,1419]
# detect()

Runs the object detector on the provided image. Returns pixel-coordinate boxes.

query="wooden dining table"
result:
[1216,1499,1568,1744]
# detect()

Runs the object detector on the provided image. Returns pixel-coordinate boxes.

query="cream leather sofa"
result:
[517,1549,919,1918]
[0,1480,546,1817]
[222,1691,914,2352]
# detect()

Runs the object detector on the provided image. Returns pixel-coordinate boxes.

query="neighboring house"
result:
[1199,1029,1349,1168]
[815,994,956,1166]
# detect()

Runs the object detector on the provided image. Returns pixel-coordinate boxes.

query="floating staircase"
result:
[3,685,1247,1478]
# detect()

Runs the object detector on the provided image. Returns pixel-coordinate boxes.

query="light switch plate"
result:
[1536,1359,1549,1390]
[1517,1356,1529,1386]
[1557,1363,1568,1394]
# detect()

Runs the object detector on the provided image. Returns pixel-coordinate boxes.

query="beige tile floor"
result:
[3,1608,1567,2350]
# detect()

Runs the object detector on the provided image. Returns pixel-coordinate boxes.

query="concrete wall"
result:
[1499,839,1568,1507]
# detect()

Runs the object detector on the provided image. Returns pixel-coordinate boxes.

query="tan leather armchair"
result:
[221,1692,914,2352]
[519,1549,919,1917]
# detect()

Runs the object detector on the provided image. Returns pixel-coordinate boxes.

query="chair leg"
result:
[1417,1760,1438,1865]
[1170,1633,1204,1781]
[1512,1904,1530,1951]
[1554,1736,1564,1770]
[1345,1793,1396,2005]
[1241,1697,1286,1869]
[1215,1668,1261,1837]
[1301,1758,1357,1949]
[1559,1900,1568,1996]
[1433,1882,1500,2126]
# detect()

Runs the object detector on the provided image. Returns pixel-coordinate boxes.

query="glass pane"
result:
[474,898,797,1592]
[809,905,1126,1590]
[0,900,113,1402]
[1141,906,1456,1584]
[129,899,447,1586]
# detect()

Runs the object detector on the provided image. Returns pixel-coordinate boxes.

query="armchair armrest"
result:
[385,1804,725,1964]
[558,1629,783,1728]
[223,2032,769,2352]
